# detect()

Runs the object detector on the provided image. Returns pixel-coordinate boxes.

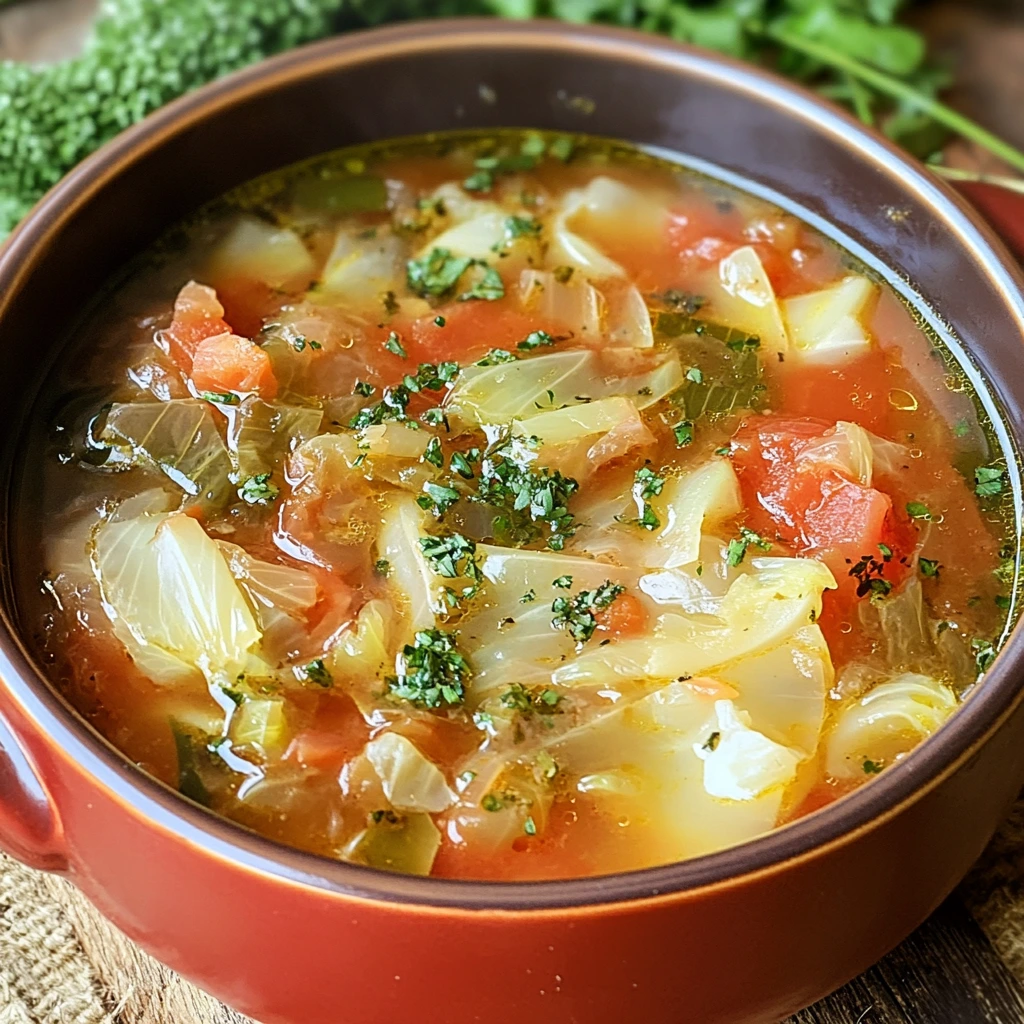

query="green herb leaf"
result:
[383,331,407,358]
[975,465,1005,498]
[238,472,279,506]
[551,581,625,645]
[407,248,473,298]
[303,659,333,687]
[726,526,772,567]
[387,628,471,708]
[906,501,931,521]
[919,557,940,578]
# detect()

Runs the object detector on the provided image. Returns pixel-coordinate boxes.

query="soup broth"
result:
[25,131,1017,880]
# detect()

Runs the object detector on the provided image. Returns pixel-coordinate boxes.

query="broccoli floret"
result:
[0,0,347,237]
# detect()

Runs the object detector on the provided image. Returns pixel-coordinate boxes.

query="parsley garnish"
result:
[862,759,884,775]
[503,214,541,241]
[701,731,721,753]
[199,390,239,405]
[238,472,279,506]
[383,331,407,358]
[349,362,459,429]
[417,481,461,518]
[523,816,537,836]
[419,533,483,606]
[551,581,625,645]
[552,575,573,589]
[353,380,375,398]
[726,526,772,566]
[685,366,703,384]
[499,682,563,716]
[407,247,472,297]
[434,315,446,327]
[673,421,694,447]
[632,465,665,531]
[726,335,760,352]
[906,501,931,520]
[477,348,517,366]
[422,435,445,469]
[972,638,997,673]
[849,551,893,600]
[303,659,332,688]
[520,589,536,603]
[975,465,1005,498]
[553,265,575,284]
[474,439,579,550]
[919,557,940,578]
[878,543,893,561]
[517,330,558,352]
[374,558,391,576]
[387,628,471,708]
[459,264,504,302]
[463,169,494,192]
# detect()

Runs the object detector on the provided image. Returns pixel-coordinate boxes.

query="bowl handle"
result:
[0,710,67,871]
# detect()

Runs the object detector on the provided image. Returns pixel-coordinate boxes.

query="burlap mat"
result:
[0,794,1023,1024]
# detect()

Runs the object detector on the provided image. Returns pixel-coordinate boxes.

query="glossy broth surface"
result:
[25,131,1018,880]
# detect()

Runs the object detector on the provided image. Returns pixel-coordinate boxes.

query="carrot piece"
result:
[161,281,232,372]
[191,332,278,398]
[595,592,648,640]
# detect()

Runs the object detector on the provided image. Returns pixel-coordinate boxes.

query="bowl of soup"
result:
[1,19,1023,1024]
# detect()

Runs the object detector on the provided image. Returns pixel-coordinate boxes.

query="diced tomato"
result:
[211,277,281,339]
[408,298,567,366]
[160,281,233,372]
[595,592,648,640]
[731,415,914,623]
[286,721,367,773]
[191,333,278,398]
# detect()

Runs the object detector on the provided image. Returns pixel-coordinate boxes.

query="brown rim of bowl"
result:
[1,18,1023,913]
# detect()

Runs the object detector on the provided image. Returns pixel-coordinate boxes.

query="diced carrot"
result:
[191,333,278,398]
[595,592,647,640]
[160,281,233,372]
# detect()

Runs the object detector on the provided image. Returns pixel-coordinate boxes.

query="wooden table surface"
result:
[3,1,1024,1022]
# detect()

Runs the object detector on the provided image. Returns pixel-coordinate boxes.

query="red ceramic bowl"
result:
[2,20,1024,1024]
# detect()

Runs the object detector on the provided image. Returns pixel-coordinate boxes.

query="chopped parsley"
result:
[906,501,932,521]
[849,552,893,600]
[450,451,476,479]
[407,248,473,298]
[353,380,375,398]
[673,421,694,447]
[383,331,407,358]
[474,440,579,551]
[349,361,459,429]
[701,731,721,753]
[477,348,517,366]
[523,816,537,836]
[238,472,279,506]
[726,526,771,566]
[995,557,1016,585]
[953,419,971,438]
[463,169,494,192]
[382,290,400,315]
[387,628,471,708]
[552,575,573,589]
[434,315,446,327]
[422,435,445,469]
[459,263,504,302]
[481,793,505,812]
[499,682,563,716]
[725,334,761,353]
[878,543,893,561]
[972,638,997,674]
[685,366,703,384]
[551,581,625,645]
[303,659,332,688]
[199,390,239,405]
[419,532,483,606]
[919,557,940,578]
[517,330,558,351]
[862,759,884,775]
[503,214,541,241]
[374,558,391,577]
[417,481,461,518]
[553,265,575,284]
[975,465,1005,498]
[520,589,536,603]
[290,335,310,352]
[632,465,665,531]
[547,136,575,162]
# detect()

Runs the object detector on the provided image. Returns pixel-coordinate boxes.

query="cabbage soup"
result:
[26,131,1018,880]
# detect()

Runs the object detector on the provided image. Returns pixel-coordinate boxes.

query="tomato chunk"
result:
[595,592,647,640]
[161,281,233,372]
[191,333,278,398]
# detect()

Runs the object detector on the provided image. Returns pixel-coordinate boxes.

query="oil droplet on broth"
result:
[839,622,853,634]
[889,388,918,411]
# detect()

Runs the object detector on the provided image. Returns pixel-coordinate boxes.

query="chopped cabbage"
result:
[548,192,625,279]
[379,495,441,631]
[794,420,874,487]
[320,228,405,307]
[92,512,262,686]
[419,211,507,260]
[694,700,802,800]
[651,460,742,569]
[342,811,441,876]
[208,216,315,289]
[101,400,233,507]
[519,269,602,341]
[555,557,835,686]
[217,541,319,619]
[228,398,323,480]
[232,698,288,755]
[606,283,655,349]
[718,625,831,757]
[330,599,393,682]
[782,275,876,363]
[825,673,957,779]
[638,538,748,615]
[548,680,784,861]
[560,176,666,246]
[365,732,454,813]
[512,396,638,448]
[702,246,788,357]
[445,349,682,428]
